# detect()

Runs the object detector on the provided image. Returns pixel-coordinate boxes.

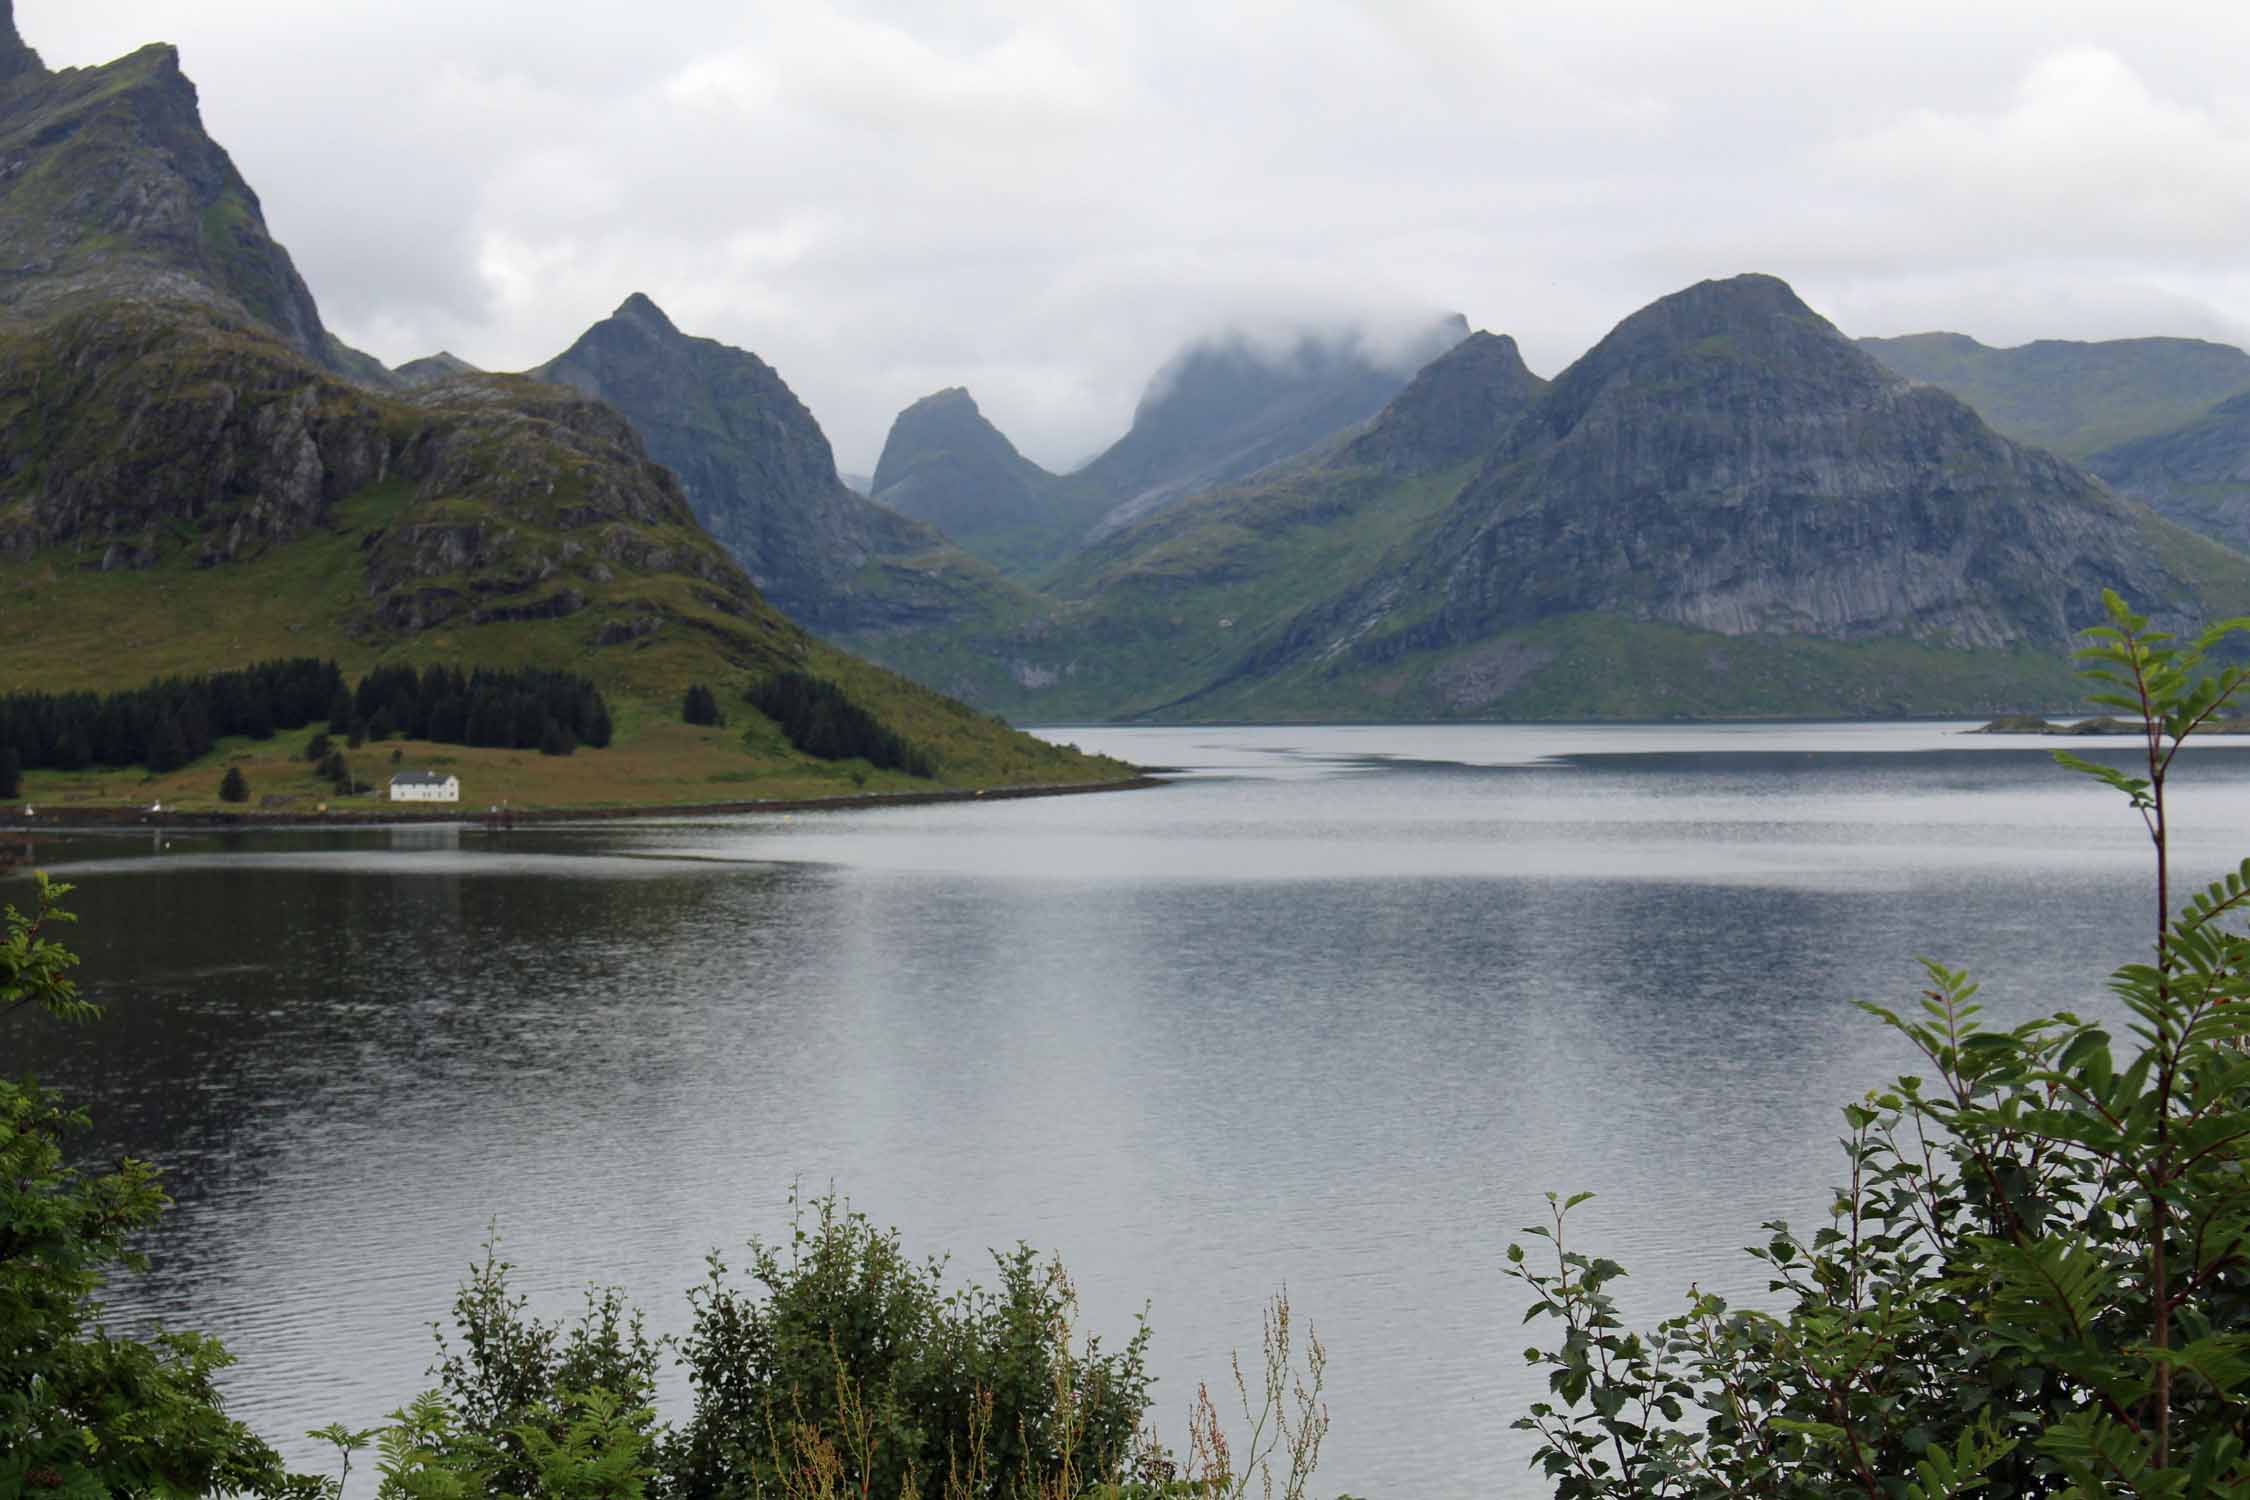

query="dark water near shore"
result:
[12,721,2250,1498]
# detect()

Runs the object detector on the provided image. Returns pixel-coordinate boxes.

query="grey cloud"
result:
[21,0,2250,470]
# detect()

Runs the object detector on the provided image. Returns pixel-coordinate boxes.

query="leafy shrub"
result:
[1511,592,2250,1496]
[671,1190,1150,1500]
[745,672,935,778]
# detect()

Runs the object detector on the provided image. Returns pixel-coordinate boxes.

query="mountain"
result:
[532,294,1030,635]
[396,350,479,387]
[2087,391,2250,554]
[1858,331,2250,459]
[867,387,1065,566]
[868,315,1471,578]
[1338,331,1546,475]
[0,0,364,381]
[1072,315,1472,535]
[0,8,1126,798]
[876,276,2250,722]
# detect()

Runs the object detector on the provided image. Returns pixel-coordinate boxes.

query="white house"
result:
[389,770,460,803]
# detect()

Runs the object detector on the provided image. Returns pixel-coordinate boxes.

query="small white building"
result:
[388,770,461,803]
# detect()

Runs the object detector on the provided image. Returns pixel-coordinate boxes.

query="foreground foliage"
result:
[4,866,1325,1498]
[1512,591,2250,1497]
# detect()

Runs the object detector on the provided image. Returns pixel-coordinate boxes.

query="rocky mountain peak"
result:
[611,291,679,335]
[0,11,345,371]
[873,386,1012,488]
[1410,271,2152,660]
[0,0,43,82]
[1518,272,1890,454]
[871,385,1057,545]
[1344,330,1546,475]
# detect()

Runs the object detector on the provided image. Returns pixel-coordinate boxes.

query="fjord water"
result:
[17,722,2250,1498]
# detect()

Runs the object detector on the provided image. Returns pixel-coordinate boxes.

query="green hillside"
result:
[1858,331,2250,459]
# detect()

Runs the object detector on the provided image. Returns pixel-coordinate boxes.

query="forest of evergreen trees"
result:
[746,671,934,777]
[0,659,612,777]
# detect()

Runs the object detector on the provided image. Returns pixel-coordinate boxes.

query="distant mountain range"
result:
[13,0,2250,729]
[854,277,2250,720]
[866,317,1469,576]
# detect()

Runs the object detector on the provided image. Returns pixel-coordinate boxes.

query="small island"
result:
[1977,713,2250,735]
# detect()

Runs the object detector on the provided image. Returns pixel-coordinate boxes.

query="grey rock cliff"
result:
[1405,275,2178,653]
[870,386,1061,547]
[533,294,1005,631]
[0,2,349,374]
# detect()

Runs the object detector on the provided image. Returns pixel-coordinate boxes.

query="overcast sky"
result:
[24,1,2250,472]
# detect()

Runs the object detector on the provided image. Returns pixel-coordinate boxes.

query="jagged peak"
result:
[1345,328,1547,475]
[0,0,43,82]
[902,386,981,416]
[611,292,678,334]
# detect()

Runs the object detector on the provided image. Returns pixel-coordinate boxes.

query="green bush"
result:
[669,1190,1152,1500]
[1511,592,2250,1497]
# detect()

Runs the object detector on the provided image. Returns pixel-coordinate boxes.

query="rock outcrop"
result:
[0,0,348,375]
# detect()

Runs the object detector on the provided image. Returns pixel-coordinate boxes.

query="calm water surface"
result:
[13,721,2250,1498]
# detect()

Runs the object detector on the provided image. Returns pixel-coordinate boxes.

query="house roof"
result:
[389,770,457,786]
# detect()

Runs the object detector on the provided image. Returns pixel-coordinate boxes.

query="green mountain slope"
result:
[1858,330,2250,460]
[2086,391,2250,555]
[0,10,1126,798]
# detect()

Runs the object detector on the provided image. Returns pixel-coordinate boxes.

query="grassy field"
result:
[1,487,1141,811]
[11,712,1137,819]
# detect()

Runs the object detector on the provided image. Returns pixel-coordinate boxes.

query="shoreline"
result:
[0,773,1166,834]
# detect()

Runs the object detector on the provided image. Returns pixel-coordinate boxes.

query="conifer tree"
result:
[218,766,249,803]
[145,717,189,774]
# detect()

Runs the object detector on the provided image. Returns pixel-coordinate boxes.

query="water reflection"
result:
[9,724,2250,1499]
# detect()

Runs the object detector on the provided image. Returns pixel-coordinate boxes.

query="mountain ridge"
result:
[864,276,2250,722]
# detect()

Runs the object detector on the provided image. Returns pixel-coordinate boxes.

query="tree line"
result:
[745,670,935,777]
[0,659,613,779]
[343,663,612,755]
